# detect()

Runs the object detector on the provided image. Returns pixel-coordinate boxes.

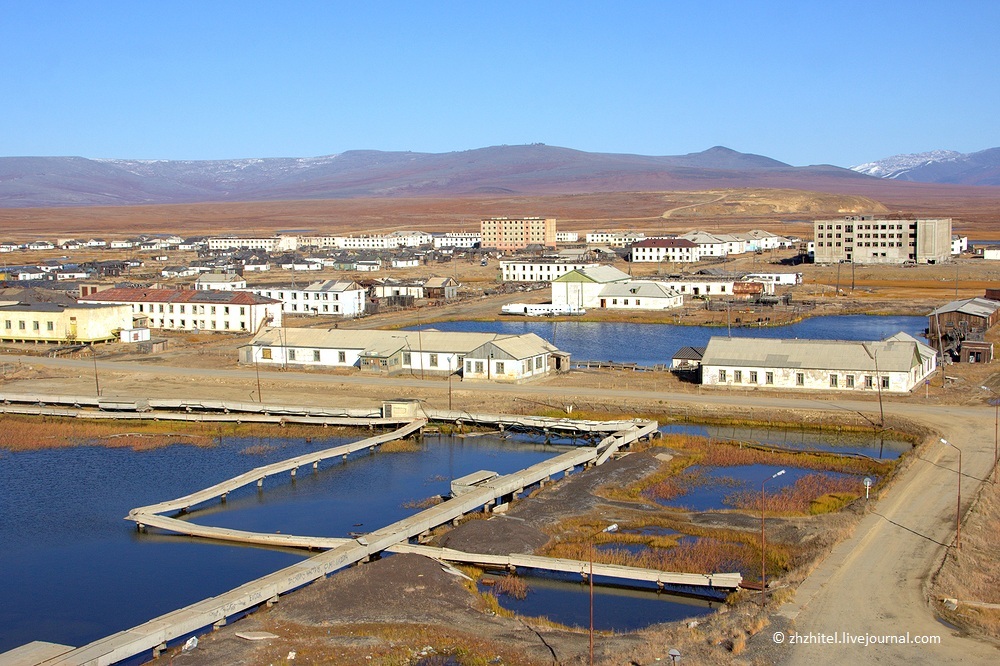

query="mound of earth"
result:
[661,188,888,218]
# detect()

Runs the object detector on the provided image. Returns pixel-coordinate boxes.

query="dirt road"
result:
[2,353,998,663]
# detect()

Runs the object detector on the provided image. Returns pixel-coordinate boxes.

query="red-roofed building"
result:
[78,288,282,333]
[629,238,701,263]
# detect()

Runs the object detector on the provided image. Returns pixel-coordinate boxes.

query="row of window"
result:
[136,303,244,315]
[147,319,245,330]
[4,319,56,332]
[717,369,889,388]
[257,291,343,300]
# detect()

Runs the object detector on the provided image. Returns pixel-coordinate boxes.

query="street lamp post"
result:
[980,387,999,484]
[761,469,785,607]
[941,439,962,550]
[589,523,618,666]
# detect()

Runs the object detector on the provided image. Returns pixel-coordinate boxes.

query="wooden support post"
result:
[266,595,279,607]
[257,478,264,488]
[213,619,226,630]
[153,643,167,658]
[290,467,296,478]
[313,461,319,470]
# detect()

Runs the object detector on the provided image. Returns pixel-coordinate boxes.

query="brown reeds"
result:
[493,574,529,600]
[725,473,864,515]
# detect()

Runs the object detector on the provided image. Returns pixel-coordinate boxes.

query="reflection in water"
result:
[481,571,716,630]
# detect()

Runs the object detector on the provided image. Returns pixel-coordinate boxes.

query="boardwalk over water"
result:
[0,395,741,666]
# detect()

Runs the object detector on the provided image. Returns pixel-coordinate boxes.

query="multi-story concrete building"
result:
[555,231,579,243]
[481,217,556,251]
[246,280,366,317]
[500,259,599,283]
[432,232,481,249]
[207,236,299,252]
[79,288,282,332]
[629,238,701,263]
[585,231,646,247]
[813,217,952,264]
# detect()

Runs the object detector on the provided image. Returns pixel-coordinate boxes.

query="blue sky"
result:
[2,1,997,166]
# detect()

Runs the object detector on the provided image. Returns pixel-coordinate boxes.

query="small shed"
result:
[382,399,422,418]
[119,328,151,344]
[671,346,706,370]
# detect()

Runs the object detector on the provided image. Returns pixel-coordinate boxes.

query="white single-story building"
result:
[0,301,135,343]
[700,332,936,393]
[551,266,631,309]
[594,281,683,310]
[241,328,568,382]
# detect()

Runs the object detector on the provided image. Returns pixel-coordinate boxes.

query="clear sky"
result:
[2,1,997,167]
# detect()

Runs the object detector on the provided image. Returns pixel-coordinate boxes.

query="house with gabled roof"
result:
[700,333,936,393]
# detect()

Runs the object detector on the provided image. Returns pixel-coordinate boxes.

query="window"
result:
[262,348,272,360]
[496,361,505,374]
[46,321,54,331]
[3,320,9,329]
[32,321,40,331]
[796,372,805,386]
[749,371,758,383]
[338,351,346,363]
[429,353,438,367]
[18,321,25,330]
[402,352,411,365]
[865,375,873,389]
[288,349,297,361]
[179,305,185,314]
[719,369,727,382]
[475,361,484,373]
[313,350,321,362]
[535,356,543,369]
[846,375,855,388]
[830,374,838,387]
[734,370,743,382]
[881,376,890,389]
[765,371,774,385]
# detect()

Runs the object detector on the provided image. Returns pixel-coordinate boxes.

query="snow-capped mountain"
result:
[851,148,1000,185]
[851,151,963,179]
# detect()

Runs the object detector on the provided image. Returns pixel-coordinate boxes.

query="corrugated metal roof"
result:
[552,265,631,284]
[598,281,681,299]
[928,297,1000,319]
[80,287,278,305]
[702,335,920,372]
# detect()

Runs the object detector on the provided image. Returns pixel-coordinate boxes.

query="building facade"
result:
[500,259,599,283]
[242,328,564,382]
[629,238,701,263]
[813,217,952,264]
[481,217,557,251]
[700,334,936,393]
[79,288,282,332]
[247,280,366,317]
[0,302,134,343]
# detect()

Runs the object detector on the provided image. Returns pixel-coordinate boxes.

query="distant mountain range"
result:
[851,148,1000,185]
[1,144,997,208]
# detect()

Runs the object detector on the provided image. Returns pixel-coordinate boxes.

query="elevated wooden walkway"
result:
[2,398,740,666]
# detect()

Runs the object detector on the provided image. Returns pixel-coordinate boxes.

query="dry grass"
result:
[725,473,863,515]
[491,574,530,600]
[253,618,539,666]
[0,414,387,452]
[932,471,1000,638]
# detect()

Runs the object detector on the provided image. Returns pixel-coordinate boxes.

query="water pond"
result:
[410,315,926,366]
